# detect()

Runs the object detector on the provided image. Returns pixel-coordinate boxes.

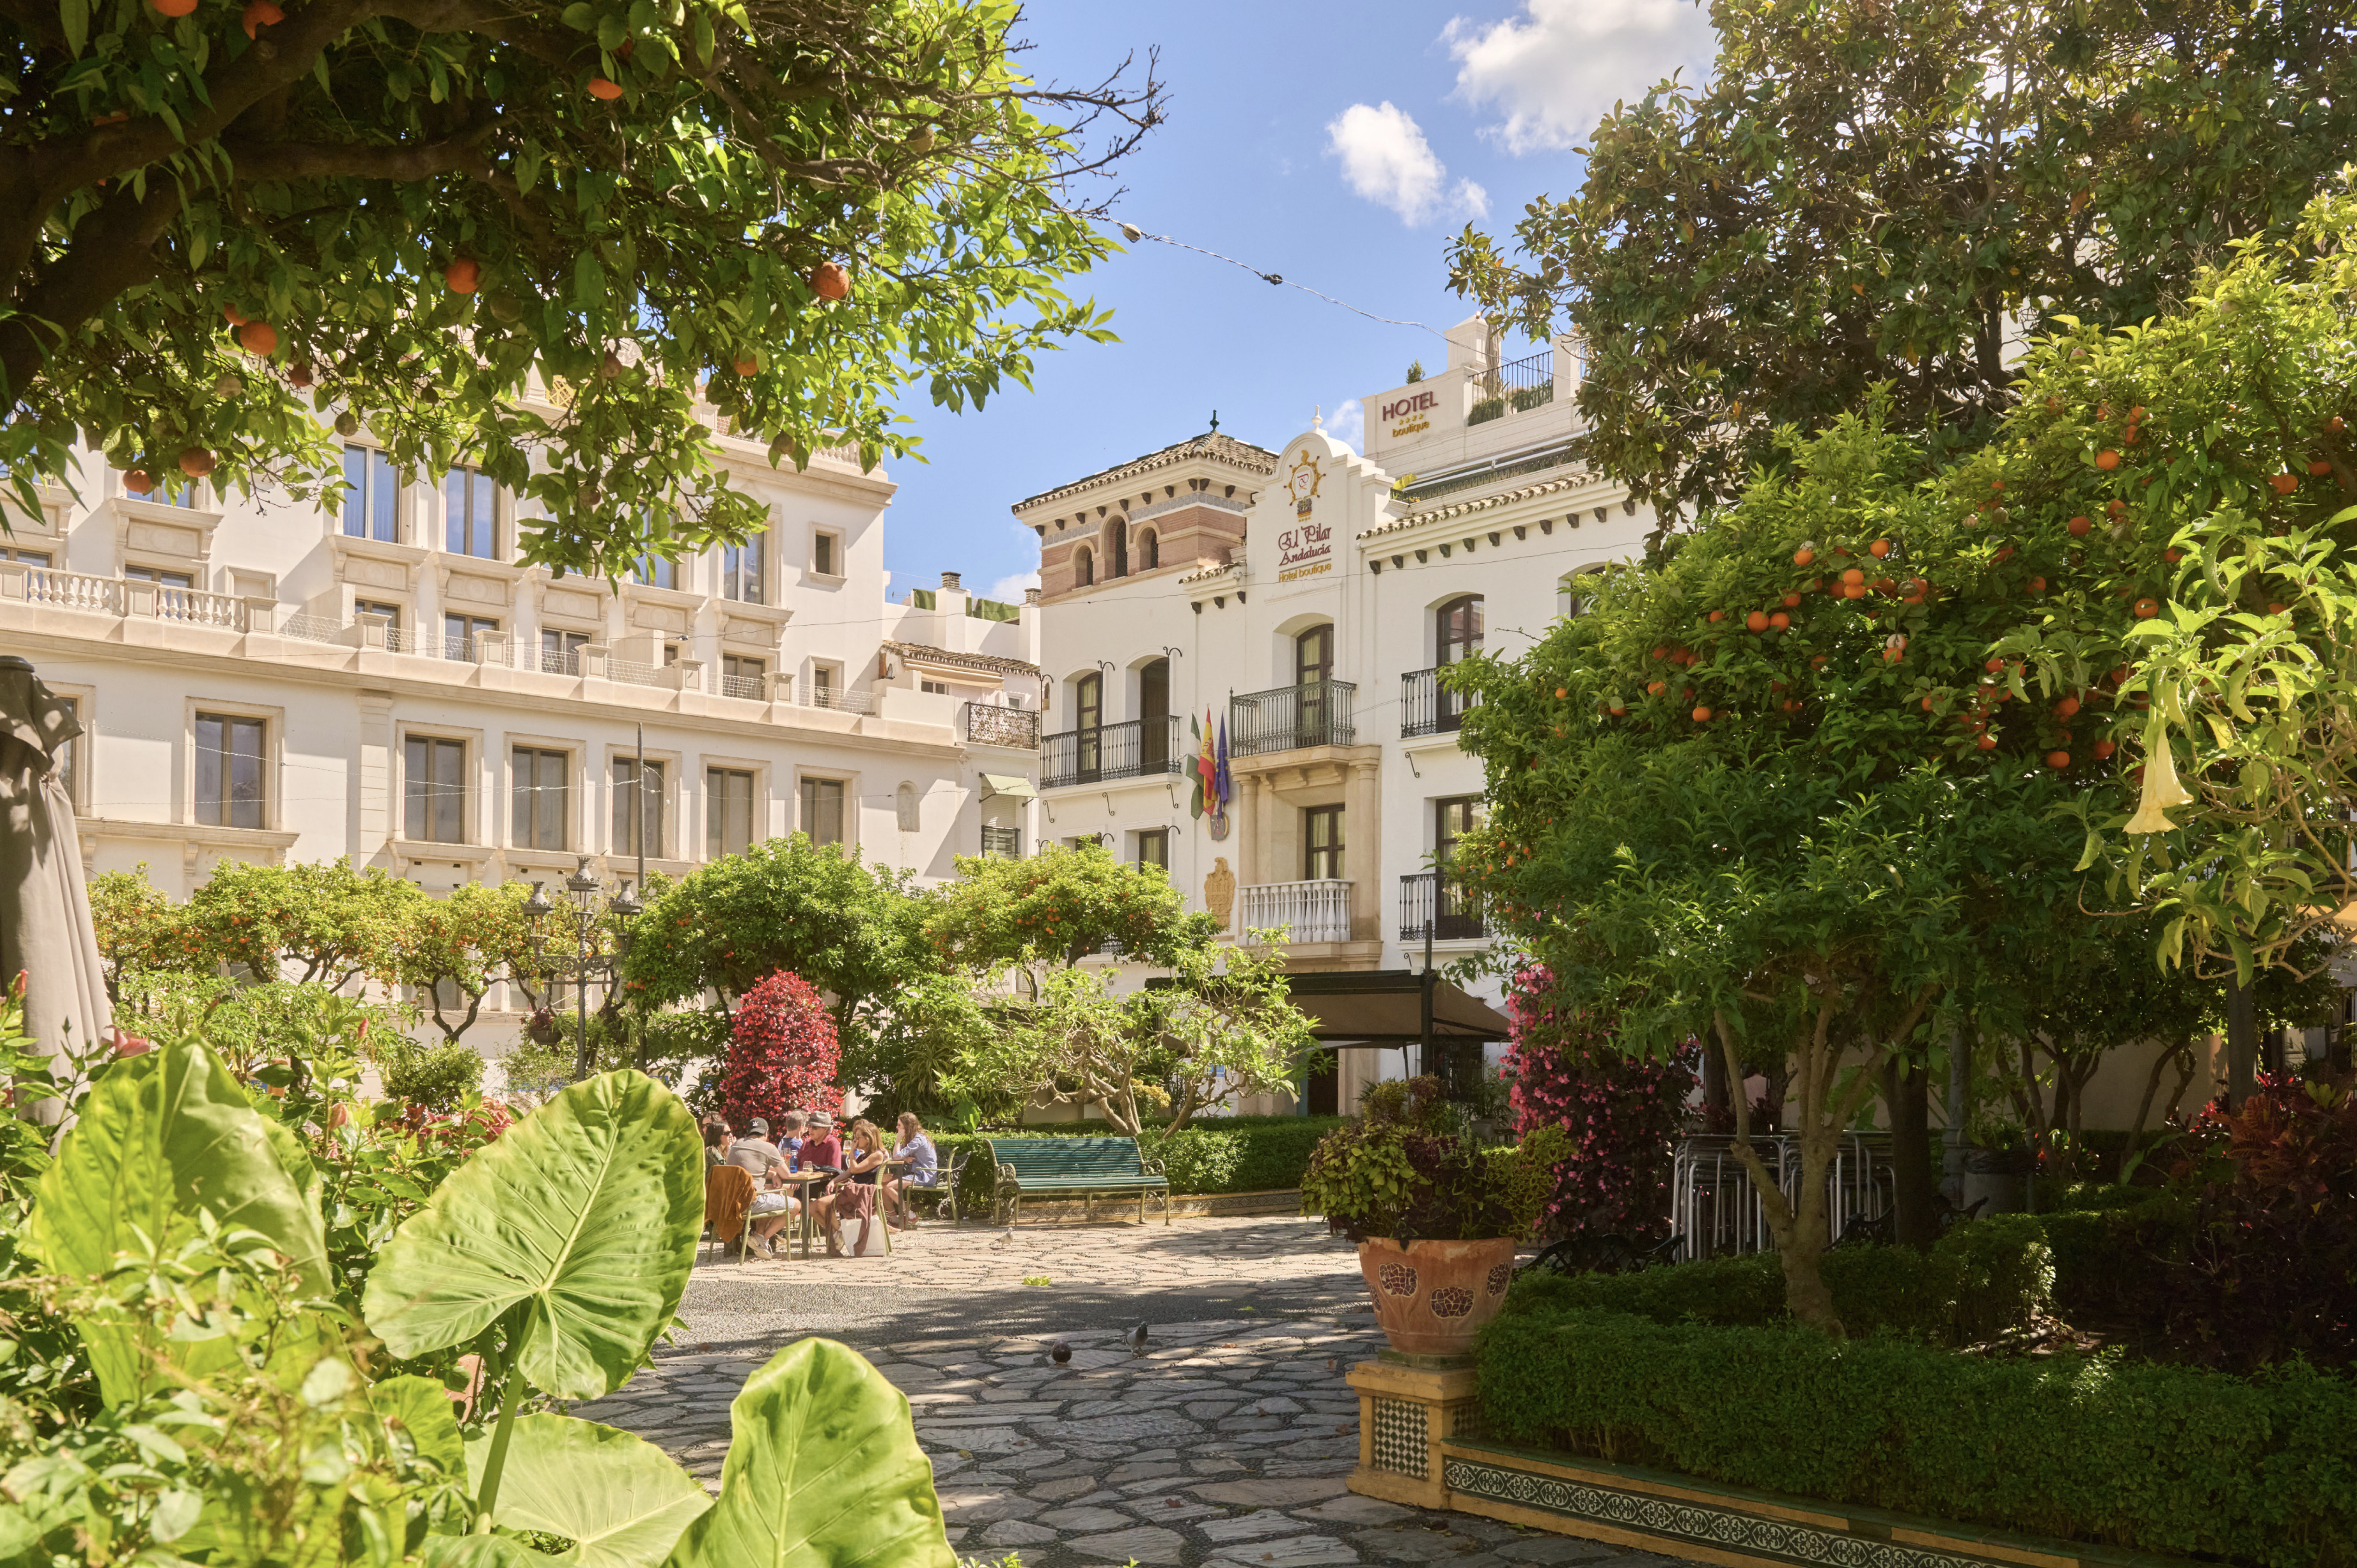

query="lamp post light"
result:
[523,857,643,1081]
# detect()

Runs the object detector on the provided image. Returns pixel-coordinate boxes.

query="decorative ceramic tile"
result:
[1371,1397,1427,1479]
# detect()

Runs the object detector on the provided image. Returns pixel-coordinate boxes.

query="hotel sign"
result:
[1381,388,1439,440]
[1278,519,1332,581]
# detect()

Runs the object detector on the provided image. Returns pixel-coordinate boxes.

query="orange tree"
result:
[1,0,1155,576]
[1451,407,2132,1331]
[924,839,1212,969]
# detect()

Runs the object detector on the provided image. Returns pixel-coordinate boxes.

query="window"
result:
[342,445,400,542]
[512,746,570,850]
[1436,596,1485,666]
[722,533,764,602]
[1139,657,1170,768]
[1138,529,1159,570]
[809,663,840,706]
[1074,671,1102,780]
[195,711,266,829]
[1304,804,1344,881]
[0,547,52,566]
[1109,521,1128,579]
[356,598,402,629]
[919,678,951,696]
[124,564,195,591]
[800,776,846,846]
[1435,797,1479,868]
[445,613,498,659]
[612,757,666,858]
[1560,571,1600,618]
[143,474,202,508]
[1073,545,1093,587]
[1137,829,1169,872]
[895,780,921,832]
[445,466,498,559]
[812,531,839,577]
[707,768,757,858]
[404,736,467,843]
[1296,624,1334,686]
[542,628,589,676]
[631,553,676,590]
[719,654,766,700]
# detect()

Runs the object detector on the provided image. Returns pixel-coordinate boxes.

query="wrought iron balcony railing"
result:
[1400,667,1481,738]
[963,702,1042,749]
[1040,715,1183,788]
[1399,870,1486,942]
[1228,680,1355,758]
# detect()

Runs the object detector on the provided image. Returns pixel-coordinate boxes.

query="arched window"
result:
[1109,521,1128,579]
[1074,672,1103,783]
[1074,545,1094,587]
[1139,657,1170,767]
[1295,624,1334,686]
[1293,624,1336,748]
[895,780,920,833]
[1436,595,1484,666]
[1560,570,1600,618]
[1138,529,1159,570]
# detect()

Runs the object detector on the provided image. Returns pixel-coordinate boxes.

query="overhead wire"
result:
[1113,222,1452,342]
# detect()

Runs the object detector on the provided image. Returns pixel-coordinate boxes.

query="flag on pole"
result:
[1192,711,1216,818]
[1213,712,1232,815]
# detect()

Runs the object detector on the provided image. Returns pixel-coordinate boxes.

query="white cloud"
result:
[1325,398,1365,454]
[1446,0,1715,156]
[1325,101,1490,227]
[987,525,1040,604]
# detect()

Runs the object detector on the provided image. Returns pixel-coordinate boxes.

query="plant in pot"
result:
[1302,1075,1569,1355]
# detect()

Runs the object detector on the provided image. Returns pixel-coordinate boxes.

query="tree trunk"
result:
[2225,978,2258,1108]
[1881,1053,1935,1251]
[1702,1041,1732,1133]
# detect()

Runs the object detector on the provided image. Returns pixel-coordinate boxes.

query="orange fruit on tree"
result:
[223,305,248,325]
[2067,515,2091,536]
[1769,612,1790,630]
[1707,610,1724,623]
[237,319,277,356]
[1870,538,1892,557]
[150,0,197,15]
[1745,610,1769,633]
[2134,598,2160,618]
[2270,473,2298,494]
[1841,566,1864,585]
[2309,460,2332,476]
[1976,734,1997,750]
[2046,750,2071,769]
[1691,706,1712,723]
[123,468,155,494]
[809,261,851,301]
[1554,687,1567,699]
[1782,592,1801,608]
[2092,739,2116,760]
[2056,696,2080,717]
[588,76,624,99]
[178,446,215,477]
[445,256,480,294]
[1793,545,1815,566]
[2027,576,2046,593]
[1921,695,1935,711]
[1651,646,1668,661]
[241,0,281,34]
[1647,680,1666,696]
[2095,449,2120,470]
[733,356,759,375]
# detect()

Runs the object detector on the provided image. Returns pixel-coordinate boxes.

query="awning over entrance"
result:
[1277,969,1512,1045]
[979,773,1037,801]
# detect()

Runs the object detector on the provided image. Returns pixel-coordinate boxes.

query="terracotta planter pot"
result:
[1357,1236,1519,1356]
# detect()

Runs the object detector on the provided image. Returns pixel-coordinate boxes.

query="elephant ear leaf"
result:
[363,1070,701,1401]
[466,1415,710,1568]
[27,1042,329,1404]
[664,1339,954,1568]
[368,1373,468,1477]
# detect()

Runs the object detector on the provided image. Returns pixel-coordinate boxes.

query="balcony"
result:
[1467,349,1556,427]
[797,679,872,715]
[963,702,1042,749]
[6,566,253,629]
[1399,871,1486,942]
[1400,668,1481,738]
[1229,680,1356,759]
[1041,716,1182,789]
[1238,879,1353,944]
[981,825,1023,859]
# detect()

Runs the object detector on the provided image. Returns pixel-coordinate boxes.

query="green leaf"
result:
[60,0,87,55]
[424,1537,549,1567]
[663,1339,954,1568]
[370,1374,468,1476]
[362,1070,701,1401]
[27,1042,329,1404]
[466,1415,711,1567]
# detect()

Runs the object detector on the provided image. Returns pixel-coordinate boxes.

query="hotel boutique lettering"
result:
[1278,519,1332,580]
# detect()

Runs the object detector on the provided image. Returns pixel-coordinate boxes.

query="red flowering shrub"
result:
[715,970,844,1130]
[1504,965,1696,1243]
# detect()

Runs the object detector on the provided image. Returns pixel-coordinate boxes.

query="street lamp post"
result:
[523,857,642,1081]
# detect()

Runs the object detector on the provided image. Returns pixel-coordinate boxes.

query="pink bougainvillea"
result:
[1504,965,1696,1243]
[715,970,844,1130]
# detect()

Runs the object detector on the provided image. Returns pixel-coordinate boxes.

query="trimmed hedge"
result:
[1476,1305,2357,1567]
[927,1115,1346,1211]
[1513,1214,2052,1345]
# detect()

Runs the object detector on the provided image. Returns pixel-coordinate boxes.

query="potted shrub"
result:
[1301,1075,1569,1355]
[1963,1117,2034,1215]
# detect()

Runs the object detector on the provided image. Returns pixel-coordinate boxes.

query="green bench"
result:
[988,1136,1171,1226]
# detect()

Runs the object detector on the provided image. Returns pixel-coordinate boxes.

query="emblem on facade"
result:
[1207,808,1229,841]
[1204,856,1236,931]
[1285,453,1322,518]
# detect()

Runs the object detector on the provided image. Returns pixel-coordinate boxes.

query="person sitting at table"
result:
[726,1119,797,1256]
[813,1119,888,1257]
[703,1123,732,1170]
[884,1112,937,1230]
[776,1110,807,1168]
[799,1110,842,1173]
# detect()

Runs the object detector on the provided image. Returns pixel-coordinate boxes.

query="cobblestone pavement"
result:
[578,1216,1680,1568]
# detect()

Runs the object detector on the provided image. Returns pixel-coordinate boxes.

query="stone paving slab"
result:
[582,1216,1684,1568]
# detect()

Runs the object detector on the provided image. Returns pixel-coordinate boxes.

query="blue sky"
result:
[875,0,1716,604]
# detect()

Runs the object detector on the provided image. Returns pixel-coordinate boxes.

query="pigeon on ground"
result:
[1050,1341,1072,1365]
[1126,1322,1150,1357]
[989,1227,1016,1250]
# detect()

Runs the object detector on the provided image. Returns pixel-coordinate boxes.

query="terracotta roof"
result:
[1356,473,1593,540]
[882,640,1039,678]
[1177,559,1240,587]
[1012,431,1278,514]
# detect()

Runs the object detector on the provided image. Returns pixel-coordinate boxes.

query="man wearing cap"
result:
[799,1110,842,1174]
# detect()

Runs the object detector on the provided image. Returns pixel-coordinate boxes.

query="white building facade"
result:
[1022,319,1658,1112]
[0,396,1043,1051]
